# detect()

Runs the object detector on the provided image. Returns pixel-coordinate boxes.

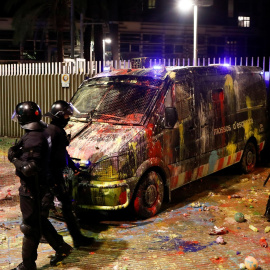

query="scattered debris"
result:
[259,237,268,248]
[234,212,245,223]
[190,202,201,208]
[264,226,270,233]
[239,262,246,269]
[216,236,225,245]
[228,194,242,199]
[209,226,228,235]
[244,256,258,270]
[0,224,11,230]
[248,225,258,232]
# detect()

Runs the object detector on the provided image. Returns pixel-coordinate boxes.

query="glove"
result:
[12,158,37,177]
[21,161,38,177]
[8,140,23,162]
[12,158,24,171]
[8,147,17,162]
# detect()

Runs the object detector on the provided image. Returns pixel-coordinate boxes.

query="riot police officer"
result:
[8,101,72,270]
[44,100,94,248]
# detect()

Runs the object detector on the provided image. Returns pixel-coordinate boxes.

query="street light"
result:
[103,38,112,66]
[178,0,198,66]
[178,0,213,66]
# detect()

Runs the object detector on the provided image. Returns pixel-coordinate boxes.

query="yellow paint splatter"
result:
[226,142,237,155]
[224,74,234,93]
[179,122,184,160]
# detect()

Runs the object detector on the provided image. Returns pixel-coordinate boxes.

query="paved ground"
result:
[1,136,270,270]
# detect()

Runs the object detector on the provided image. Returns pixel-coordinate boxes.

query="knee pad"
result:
[20,223,33,236]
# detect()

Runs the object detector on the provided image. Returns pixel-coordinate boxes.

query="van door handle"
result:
[201,123,208,128]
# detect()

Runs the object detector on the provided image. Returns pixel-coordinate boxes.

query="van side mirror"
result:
[165,107,178,128]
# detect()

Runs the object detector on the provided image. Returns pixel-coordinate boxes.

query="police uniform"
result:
[9,102,72,270]
[46,120,94,248]
[45,100,94,248]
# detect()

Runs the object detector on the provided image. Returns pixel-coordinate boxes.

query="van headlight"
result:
[90,154,131,181]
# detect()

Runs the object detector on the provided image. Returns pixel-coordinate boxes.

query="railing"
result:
[1,56,269,76]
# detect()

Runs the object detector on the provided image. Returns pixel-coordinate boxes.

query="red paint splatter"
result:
[145,123,162,159]
[119,191,127,205]
[210,257,227,264]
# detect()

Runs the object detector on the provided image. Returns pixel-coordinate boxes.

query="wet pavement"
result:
[1,136,270,270]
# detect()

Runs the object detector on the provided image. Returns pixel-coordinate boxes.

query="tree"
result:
[5,0,85,62]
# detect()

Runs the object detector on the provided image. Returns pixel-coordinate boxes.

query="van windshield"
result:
[71,76,163,125]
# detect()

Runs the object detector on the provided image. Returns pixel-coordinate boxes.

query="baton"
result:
[264,173,270,187]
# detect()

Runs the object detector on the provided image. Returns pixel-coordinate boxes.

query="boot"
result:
[11,262,37,270]
[73,234,95,248]
[50,242,73,266]
[61,204,95,248]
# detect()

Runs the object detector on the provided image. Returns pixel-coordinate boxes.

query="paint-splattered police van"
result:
[65,64,267,218]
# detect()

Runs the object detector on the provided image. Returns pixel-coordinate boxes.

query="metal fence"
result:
[0,73,85,137]
[1,57,270,137]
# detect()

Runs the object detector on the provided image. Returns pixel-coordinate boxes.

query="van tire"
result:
[241,141,257,173]
[133,171,164,219]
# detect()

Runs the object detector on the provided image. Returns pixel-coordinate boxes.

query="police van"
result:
[64,64,267,218]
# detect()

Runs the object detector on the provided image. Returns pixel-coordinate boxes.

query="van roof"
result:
[94,65,263,80]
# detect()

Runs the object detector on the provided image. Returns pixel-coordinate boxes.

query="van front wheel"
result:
[133,171,164,219]
[241,141,257,173]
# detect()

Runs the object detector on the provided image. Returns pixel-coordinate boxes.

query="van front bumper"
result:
[75,180,131,210]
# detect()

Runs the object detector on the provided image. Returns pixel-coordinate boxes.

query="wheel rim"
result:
[247,149,255,166]
[144,184,158,207]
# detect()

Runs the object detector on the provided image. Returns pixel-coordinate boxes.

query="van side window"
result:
[175,80,193,121]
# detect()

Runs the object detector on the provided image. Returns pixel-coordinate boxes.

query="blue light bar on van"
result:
[152,65,166,76]
[153,65,163,70]
[103,66,111,72]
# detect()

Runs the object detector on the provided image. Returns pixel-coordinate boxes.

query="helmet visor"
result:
[11,110,18,122]
[69,103,80,117]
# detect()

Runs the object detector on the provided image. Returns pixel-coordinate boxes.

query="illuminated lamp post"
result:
[103,38,112,66]
[178,0,213,66]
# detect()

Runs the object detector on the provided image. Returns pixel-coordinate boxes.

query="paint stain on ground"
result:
[154,235,215,253]
[210,256,228,264]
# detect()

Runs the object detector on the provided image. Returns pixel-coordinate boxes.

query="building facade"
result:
[0,0,269,63]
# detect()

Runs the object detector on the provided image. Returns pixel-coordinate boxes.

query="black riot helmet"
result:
[12,101,42,130]
[44,100,75,128]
